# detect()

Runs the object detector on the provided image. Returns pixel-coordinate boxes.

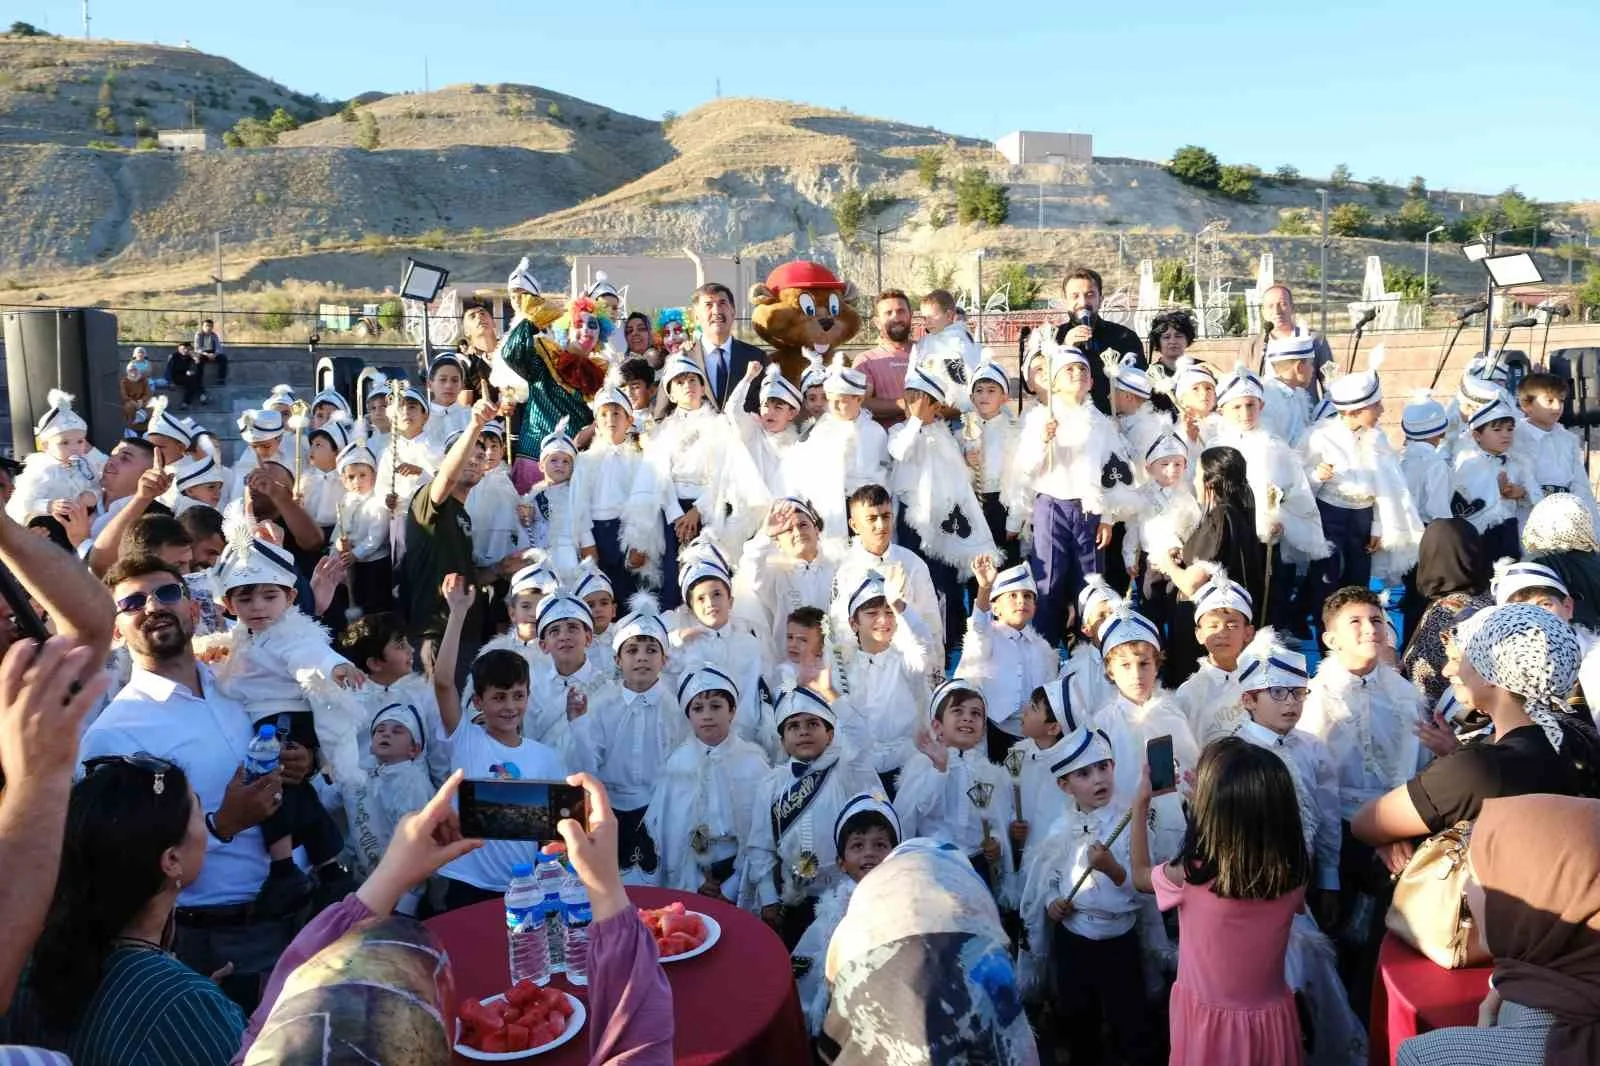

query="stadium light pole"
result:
[1422,225,1446,321]
[1317,188,1329,335]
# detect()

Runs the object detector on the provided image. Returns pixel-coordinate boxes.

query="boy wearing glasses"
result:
[1231,629,1341,913]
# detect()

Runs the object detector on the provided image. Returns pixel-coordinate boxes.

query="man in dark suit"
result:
[690,282,766,413]
[1051,265,1146,415]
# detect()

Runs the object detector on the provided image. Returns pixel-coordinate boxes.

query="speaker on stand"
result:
[2,308,121,456]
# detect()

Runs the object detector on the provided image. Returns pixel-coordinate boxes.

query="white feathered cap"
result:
[773,668,836,730]
[310,410,352,452]
[661,353,708,387]
[585,271,619,301]
[823,363,868,397]
[799,349,828,392]
[213,523,299,597]
[1216,362,1264,406]
[611,591,668,651]
[34,389,87,441]
[172,454,225,492]
[144,395,194,447]
[237,408,285,443]
[509,561,560,598]
[508,256,540,297]
[336,437,378,473]
[969,349,1009,394]
[1329,345,1385,411]
[903,364,949,406]
[1236,627,1310,693]
[538,415,577,459]
[1468,395,1517,431]
[591,367,631,414]
[1049,725,1115,779]
[1076,572,1123,619]
[834,792,901,853]
[759,364,804,409]
[534,593,594,636]
[1192,564,1253,619]
[1491,558,1569,605]
[677,661,742,713]
[1401,390,1450,441]
[1143,431,1187,467]
[1173,356,1217,396]
[310,388,351,414]
[570,561,614,602]
[1098,602,1163,656]
[1265,334,1317,362]
[263,384,296,410]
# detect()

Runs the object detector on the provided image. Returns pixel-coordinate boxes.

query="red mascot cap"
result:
[765,261,846,292]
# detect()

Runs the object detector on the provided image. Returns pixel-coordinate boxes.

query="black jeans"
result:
[201,350,227,386]
[1052,924,1158,1065]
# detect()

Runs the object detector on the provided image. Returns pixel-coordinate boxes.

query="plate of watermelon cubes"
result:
[455,980,585,1060]
[639,901,720,963]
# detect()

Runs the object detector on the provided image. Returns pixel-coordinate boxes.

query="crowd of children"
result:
[37,267,1600,1065]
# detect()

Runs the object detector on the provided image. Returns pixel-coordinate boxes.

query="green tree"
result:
[546,102,562,121]
[1276,208,1315,236]
[1383,264,1439,302]
[1328,202,1374,237]
[1369,178,1390,207]
[94,106,119,135]
[1388,197,1445,241]
[914,148,942,189]
[8,21,51,36]
[356,110,380,150]
[661,110,677,132]
[267,107,299,134]
[1217,164,1259,202]
[832,186,867,246]
[1154,258,1196,303]
[1578,273,1600,316]
[954,168,1008,225]
[1275,164,1301,183]
[983,263,1043,309]
[1225,294,1249,336]
[225,116,277,148]
[1497,187,1543,244]
[1407,175,1427,199]
[260,295,295,332]
[376,299,405,331]
[339,101,358,123]
[1329,163,1352,189]
[1169,145,1221,189]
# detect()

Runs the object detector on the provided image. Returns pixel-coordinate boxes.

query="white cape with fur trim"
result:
[1212,423,1331,563]
[885,416,998,570]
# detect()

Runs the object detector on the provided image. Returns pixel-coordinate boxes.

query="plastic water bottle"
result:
[243,724,280,782]
[533,844,568,973]
[505,863,549,986]
[559,864,593,986]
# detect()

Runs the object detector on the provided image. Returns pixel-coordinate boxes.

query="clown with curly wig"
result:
[655,308,690,354]
[554,296,616,357]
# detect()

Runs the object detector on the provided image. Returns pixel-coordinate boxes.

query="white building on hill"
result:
[995,130,1092,166]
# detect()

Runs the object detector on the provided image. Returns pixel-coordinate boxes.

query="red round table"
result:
[426,886,810,1065]
[1368,932,1492,1066]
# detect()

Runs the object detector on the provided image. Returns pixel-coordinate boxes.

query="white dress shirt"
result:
[956,609,1057,735]
[1301,659,1426,821]
[80,666,270,907]
[566,678,685,810]
[1234,717,1343,890]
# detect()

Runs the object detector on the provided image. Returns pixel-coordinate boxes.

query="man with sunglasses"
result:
[81,556,301,1006]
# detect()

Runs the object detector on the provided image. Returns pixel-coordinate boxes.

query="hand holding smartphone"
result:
[1145,734,1176,795]
[458,778,588,841]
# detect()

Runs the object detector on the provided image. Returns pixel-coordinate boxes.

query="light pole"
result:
[1422,224,1446,322]
[975,248,986,344]
[1317,188,1329,335]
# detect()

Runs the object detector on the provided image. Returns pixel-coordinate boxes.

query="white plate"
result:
[656,910,721,963]
[454,991,586,1060]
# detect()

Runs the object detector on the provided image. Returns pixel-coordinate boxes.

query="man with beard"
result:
[80,555,305,1007]
[859,290,915,429]
[458,303,500,406]
[404,399,502,687]
[1051,266,1146,415]
[86,440,169,575]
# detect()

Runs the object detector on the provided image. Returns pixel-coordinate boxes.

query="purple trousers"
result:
[1029,494,1098,648]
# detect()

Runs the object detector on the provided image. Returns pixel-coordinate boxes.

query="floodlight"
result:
[1483,253,1543,288]
[400,258,449,303]
[1462,241,1490,263]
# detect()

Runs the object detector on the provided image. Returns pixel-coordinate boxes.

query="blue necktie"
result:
[711,347,725,400]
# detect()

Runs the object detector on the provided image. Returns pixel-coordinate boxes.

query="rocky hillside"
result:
[0,34,1585,324]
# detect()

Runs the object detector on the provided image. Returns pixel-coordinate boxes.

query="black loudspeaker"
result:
[1550,347,1600,428]
[2,308,121,456]
[314,355,366,410]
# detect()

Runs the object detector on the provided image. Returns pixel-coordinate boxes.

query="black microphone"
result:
[1456,299,1489,320]
[1353,307,1377,330]
[1504,316,1537,328]
[1262,320,1275,339]
[1537,300,1573,318]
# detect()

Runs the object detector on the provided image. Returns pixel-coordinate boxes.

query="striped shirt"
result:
[67,947,245,1066]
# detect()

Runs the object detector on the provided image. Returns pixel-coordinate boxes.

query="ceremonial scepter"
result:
[386,379,406,571]
[1064,810,1135,904]
[1002,747,1025,872]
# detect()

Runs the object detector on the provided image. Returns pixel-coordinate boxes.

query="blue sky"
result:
[28,0,1598,203]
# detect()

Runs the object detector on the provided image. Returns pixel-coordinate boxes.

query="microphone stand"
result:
[1539,313,1555,370]
[1429,317,1475,391]
[1486,323,1521,379]
[1257,321,1274,375]
[1346,325,1369,374]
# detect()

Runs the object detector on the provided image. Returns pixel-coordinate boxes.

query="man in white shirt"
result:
[80,555,297,1003]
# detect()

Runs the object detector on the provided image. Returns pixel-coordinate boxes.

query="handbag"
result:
[1384,821,1491,969]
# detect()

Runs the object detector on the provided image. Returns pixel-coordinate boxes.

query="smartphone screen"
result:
[458,778,587,841]
[1146,734,1176,794]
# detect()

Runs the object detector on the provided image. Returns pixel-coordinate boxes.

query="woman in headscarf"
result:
[1400,518,1491,710]
[1397,792,1600,1066]
[1522,492,1600,631]
[817,838,1039,1066]
[1353,604,1600,872]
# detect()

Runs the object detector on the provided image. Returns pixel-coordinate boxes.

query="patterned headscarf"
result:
[1464,603,1580,750]
[819,839,1039,1066]
[1522,493,1599,554]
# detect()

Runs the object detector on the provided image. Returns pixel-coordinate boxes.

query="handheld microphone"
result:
[1536,300,1572,318]
[1353,307,1377,331]
[1456,299,1489,320]
[1262,320,1275,338]
[1504,316,1538,329]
